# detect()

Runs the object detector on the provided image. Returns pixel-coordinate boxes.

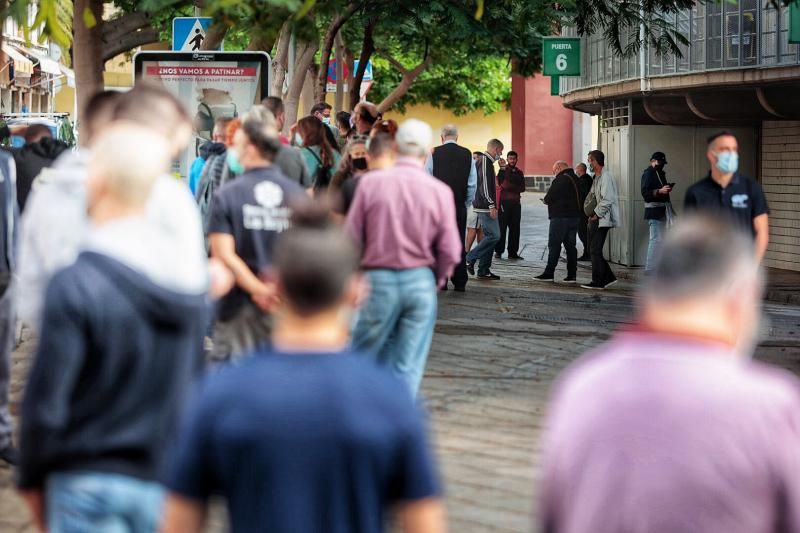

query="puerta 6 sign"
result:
[542,37,581,77]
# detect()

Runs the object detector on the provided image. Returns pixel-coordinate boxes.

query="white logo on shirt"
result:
[731,194,749,209]
[243,181,290,231]
[254,181,284,208]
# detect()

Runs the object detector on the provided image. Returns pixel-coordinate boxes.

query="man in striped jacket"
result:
[466,139,503,280]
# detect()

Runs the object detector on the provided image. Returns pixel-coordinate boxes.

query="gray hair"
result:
[441,124,458,139]
[396,119,433,158]
[553,160,569,173]
[642,214,762,303]
[487,138,504,151]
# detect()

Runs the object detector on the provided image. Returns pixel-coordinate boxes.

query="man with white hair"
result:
[346,119,461,396]
[17,125,210,532]
[425,124,477,291]
[539,214,800,533]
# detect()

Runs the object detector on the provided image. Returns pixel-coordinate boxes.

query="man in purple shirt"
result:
[346,119,461,396]
[539,214,800,533]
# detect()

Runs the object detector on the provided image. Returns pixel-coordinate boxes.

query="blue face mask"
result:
[294,132,304,147]
[715,151,739,174]
[226,150,244,175]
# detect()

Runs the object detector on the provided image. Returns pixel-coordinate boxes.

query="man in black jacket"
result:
[13,124,68,211]
[466,139,503,280]
[18,125,209,532]
[534,161,583,283]
[575,162,592,261]
[641,151,672,273]
[429,124,476,291]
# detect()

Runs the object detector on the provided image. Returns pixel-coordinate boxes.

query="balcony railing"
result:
[560,0,800,95]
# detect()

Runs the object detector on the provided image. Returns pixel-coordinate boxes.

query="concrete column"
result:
[510,75,573,175]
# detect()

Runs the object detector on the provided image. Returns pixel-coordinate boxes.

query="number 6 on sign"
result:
[542,37,581,76]
[556,53,568,71]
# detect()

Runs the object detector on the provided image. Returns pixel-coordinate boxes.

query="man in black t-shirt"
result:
[208,106,304,362]
[684,131,769,262]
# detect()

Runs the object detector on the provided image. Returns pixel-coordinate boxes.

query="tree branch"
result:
[102,28,160,62]
[102,11,152,44]
[202,23,227,50]
[315,1,362,103]
[375,49,408,75]
[377,55,432,114]
[271,19,292,96]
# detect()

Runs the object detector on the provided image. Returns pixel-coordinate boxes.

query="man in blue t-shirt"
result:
[207,105,305,361]
[162,206,445,533]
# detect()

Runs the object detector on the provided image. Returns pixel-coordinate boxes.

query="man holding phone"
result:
[641,151,673,273]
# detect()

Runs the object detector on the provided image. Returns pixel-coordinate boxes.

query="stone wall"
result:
[524,175,553,193]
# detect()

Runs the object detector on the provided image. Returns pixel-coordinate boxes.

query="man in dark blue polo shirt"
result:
[684,131,769,261]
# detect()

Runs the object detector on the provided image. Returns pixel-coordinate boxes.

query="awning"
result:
[1,43,33,76]
[59,63,75,88]
[13,45,61,75]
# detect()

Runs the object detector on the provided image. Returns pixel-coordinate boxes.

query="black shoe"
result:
[562,276,577,283]
[509,254,524,260]
[467,262,475,276]
[577,255,591,262]
[603,279,618,288]
[533,273,555,282]
[477,272,501,280]
[580,282,605,290]
[453,285,466,292]
[494,253,502,259]
[0,445,18,466]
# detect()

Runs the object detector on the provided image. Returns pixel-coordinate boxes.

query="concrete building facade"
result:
[559,1,800,272]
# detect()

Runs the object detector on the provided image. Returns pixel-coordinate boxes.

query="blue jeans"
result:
[646,219,666,272]
[466,212,500,275]
[47,472,165,533]
[352,268,437,396]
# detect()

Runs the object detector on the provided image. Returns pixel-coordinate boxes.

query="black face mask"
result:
[352,157,368,171]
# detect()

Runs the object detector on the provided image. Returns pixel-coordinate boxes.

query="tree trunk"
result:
[283,41,319,129]
[343,47,355,111]
[247,24,274,52]
[301,64,316,117]
[73,0,104,142]
[101,11,153,44]
[314,2,361,103]
[376,55,432,114]
[271,20,292,97]
[202,23,227,50]
[334,33,345,112]
[349,18,376,109]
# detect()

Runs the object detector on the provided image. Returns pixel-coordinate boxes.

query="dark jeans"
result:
[588,220,616,285]
[577,214,589,255]
[451,205,468,288]
[544,217,579,277]
[495,201,521,256]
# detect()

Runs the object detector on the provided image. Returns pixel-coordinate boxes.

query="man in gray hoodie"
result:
[581,150,620,290]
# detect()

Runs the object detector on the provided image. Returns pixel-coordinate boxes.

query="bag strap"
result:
[305,146,323,165]
[566,173,581,209]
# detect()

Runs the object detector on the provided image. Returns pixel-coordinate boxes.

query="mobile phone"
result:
[668,183,676,188]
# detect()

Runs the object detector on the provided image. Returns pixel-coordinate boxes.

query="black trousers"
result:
[495,200,522,256]
[544,217,579,277]
[577,214,589,255]
[451,204,468,288]
[588,219,616,285]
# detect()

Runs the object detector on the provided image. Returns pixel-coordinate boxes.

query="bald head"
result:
[552,160,569,175]
[88,125,172,210]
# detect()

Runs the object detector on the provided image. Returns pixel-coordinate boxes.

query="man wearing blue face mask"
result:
[207,105,306,362]
[684,131,770,262]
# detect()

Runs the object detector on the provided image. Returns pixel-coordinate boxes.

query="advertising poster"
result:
[134,51,270,181]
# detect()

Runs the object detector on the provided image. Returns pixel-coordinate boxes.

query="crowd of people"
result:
[0,81,787,533]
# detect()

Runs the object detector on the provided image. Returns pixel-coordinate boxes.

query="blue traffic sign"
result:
[172,17,218,51]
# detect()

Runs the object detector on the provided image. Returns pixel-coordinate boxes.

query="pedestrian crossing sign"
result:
[172,17,218,52]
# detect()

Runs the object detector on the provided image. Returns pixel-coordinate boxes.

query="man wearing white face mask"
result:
[539,214,800,533]
[685,131,770,262]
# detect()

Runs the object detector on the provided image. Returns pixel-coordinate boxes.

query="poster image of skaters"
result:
[134,51,270,181]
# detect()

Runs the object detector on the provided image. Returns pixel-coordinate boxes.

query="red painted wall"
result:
[510,75,573,175]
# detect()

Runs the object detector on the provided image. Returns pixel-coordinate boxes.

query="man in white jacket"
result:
[18,87,209,329]
[581,149,620,290]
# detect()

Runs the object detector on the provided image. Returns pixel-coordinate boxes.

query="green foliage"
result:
[369,51,511,116]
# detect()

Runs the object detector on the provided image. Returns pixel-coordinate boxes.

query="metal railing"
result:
[560,1,800,95]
